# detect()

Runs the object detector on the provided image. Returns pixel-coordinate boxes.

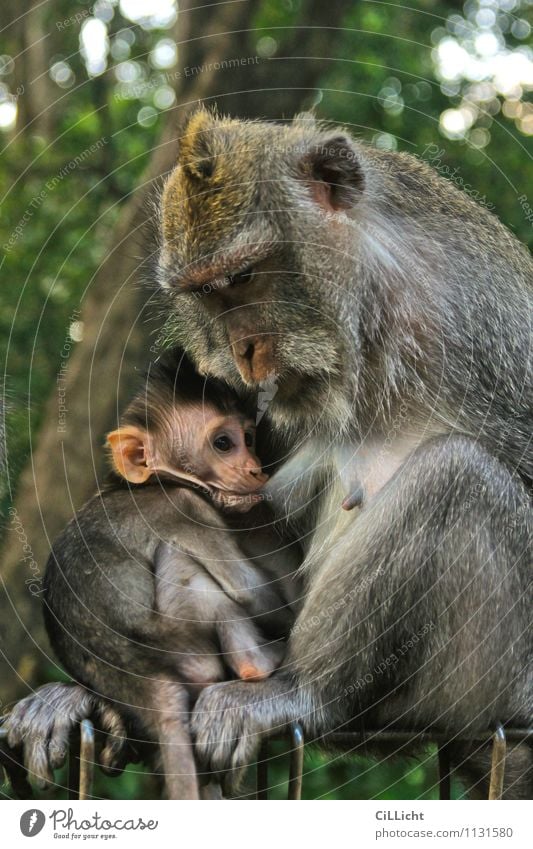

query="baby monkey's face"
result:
[107,402,268,512]
[194,410,268,498]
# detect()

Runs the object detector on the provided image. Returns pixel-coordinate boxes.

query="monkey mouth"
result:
[280,369,311,391]
[210,485,264,500]
[155,469,266,507]
[208,485,266,510]
[242,370,299,403]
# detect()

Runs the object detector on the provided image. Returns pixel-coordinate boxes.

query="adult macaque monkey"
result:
[158,109,532,798]
[9,350,299,799]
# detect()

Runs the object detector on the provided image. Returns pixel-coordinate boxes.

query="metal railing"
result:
[256,724,533,800]
[1,721,531,800]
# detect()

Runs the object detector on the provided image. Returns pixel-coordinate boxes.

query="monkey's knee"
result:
[178,653,226,686]
[232,644,284,682]
[217,614,286,681]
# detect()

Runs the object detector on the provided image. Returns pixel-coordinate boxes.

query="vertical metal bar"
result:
[488,724,506,800]
[67,727,80,800]
[287,722,304,800]
[256,739,269,799]
[438,744,451,800]
[79,719,95,801]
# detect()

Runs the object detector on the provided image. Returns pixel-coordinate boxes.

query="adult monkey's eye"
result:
[213,435,232,452]
[227,266,254,287]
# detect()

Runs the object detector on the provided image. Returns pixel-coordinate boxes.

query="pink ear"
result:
[106,427,153,484]
[301,135,364,212]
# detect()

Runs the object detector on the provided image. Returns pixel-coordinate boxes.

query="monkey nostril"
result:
[231,336,274,382]
[233,339,256,364]
[242,343,255,363]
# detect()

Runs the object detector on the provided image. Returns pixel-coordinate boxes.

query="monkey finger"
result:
[4,711,52,787]
[221,766,248,798]
[96,704,129,774]
[101,738,143,776]
[25,742,55,789]
[47,735,69,772]
[225,726,262,795]
[48,713,83,773]
[4,704,30,749]
[99,738,128,775]
[218,736,258,797]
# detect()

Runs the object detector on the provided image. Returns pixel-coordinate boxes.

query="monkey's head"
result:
[107,349,268,510]
[158,108,367,433]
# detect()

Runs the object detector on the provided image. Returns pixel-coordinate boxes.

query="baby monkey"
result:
[38,349,299,798]
[104,350,293,682]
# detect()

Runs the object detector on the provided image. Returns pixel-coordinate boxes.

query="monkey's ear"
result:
[106,427,153,484]
[180,108,217,180]
[301,135,364,212]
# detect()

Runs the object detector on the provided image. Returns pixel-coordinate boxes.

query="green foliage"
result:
[319,1,533,247]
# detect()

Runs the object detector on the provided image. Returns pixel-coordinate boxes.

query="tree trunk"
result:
[13,0,59,139]
[0,0,353,707]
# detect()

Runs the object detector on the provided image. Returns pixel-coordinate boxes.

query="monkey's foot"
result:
[236,660,275,682]
[191,675,301,792]
[234,639,285,682]
[5,683,130,788]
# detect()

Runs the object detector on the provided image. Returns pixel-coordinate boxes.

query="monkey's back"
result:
[43,485,233,688]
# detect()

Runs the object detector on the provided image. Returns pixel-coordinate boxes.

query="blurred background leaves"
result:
[0,0,531,799]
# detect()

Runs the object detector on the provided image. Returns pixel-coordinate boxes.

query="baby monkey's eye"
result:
[227,266,254,287]
[213,435,232,452]
[244,431,254,448]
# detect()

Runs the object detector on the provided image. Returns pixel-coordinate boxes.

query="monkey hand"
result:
[192,674,299,793]
[3,683,131,788]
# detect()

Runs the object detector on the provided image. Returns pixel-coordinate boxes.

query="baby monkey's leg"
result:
[182,570,285,682]
[214,595,285,682]
[155,549,285,684]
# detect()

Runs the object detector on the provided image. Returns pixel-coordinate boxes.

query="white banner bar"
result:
[1,800,531,848]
